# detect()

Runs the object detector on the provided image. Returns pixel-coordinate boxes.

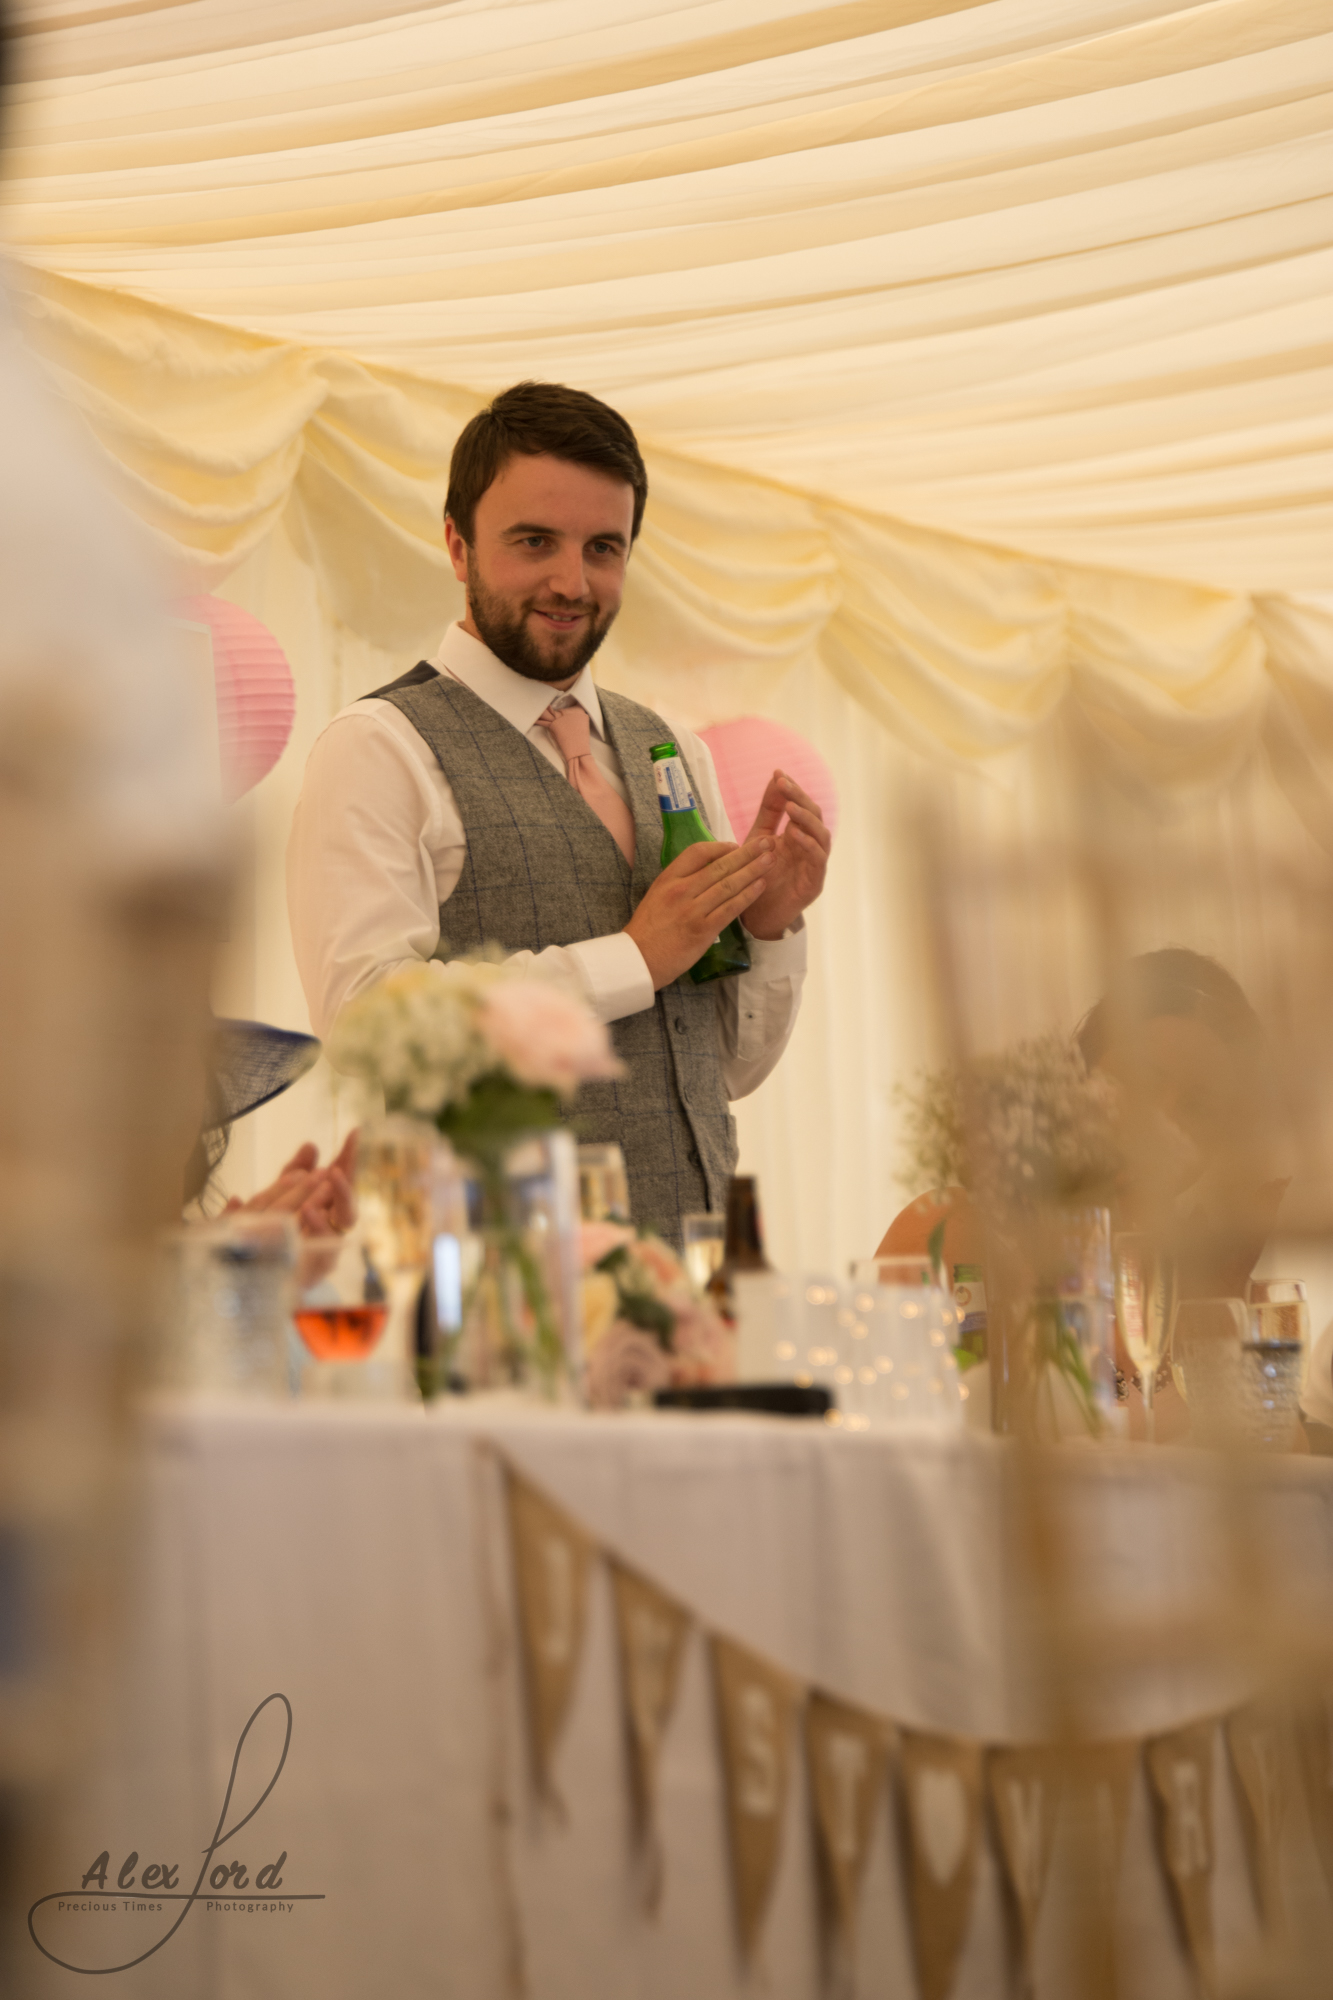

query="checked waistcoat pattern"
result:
[371,665,738,1236]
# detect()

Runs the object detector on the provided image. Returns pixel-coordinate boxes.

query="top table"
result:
[23,1399,1333,2000]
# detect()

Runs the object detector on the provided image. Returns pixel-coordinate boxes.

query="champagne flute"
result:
[1113,1234,1176,1442]
[354,1117,436,1398]
[681,1212,726,1293]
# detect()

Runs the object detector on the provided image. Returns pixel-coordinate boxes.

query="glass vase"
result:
[990,1205,1118,1439]
[457,1129,580,1399]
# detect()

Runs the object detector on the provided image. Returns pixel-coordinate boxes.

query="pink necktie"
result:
[538,702,636,865]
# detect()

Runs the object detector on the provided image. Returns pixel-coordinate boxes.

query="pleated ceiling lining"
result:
[2,0,1330,784]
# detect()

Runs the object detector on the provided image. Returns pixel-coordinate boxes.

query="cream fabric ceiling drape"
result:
[12,264,1333,834]
[4,0,1330,596]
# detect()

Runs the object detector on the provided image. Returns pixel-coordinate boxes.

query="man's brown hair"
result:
[445,381,648,545]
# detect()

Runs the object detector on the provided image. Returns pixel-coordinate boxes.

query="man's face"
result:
[445,452,635,685]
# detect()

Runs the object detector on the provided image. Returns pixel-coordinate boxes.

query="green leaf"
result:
[927,1217,947,1287]
[436,1071,562,1172]
[616,1290,676,1343]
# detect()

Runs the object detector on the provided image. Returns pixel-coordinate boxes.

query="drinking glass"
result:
[1170,1298,1234,1398]
[293,1233,392,1397]
[577,1141,630,1223]
[789,1276,845,1400]
[172,1214,296,1398]
[682,1213,726,1292]
[846,1264,964,1430]
[1243,1280,1308,1450]
[1169,1297,1278,1447]
[1247,1279,1309,1350]
[1113,1234,1177,1442]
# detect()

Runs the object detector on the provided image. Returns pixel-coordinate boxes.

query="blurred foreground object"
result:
[0,267,221,1973]
[897,723,1333,1993]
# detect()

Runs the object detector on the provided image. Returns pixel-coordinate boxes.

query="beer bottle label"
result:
[654,754,695,814]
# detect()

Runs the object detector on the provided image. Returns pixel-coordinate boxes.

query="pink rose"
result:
[481,982,624,1097]
[579,1220,636,1271]
[586,1323,671,1411]
[669,1304,737,1387]
[632,1235,685,1291]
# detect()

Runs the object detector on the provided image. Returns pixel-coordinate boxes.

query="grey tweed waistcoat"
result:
[371,665,738,1238]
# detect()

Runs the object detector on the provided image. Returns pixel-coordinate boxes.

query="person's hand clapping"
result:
[224,1130,359,1238]
[737,771,831,941]
[625,836,775,991]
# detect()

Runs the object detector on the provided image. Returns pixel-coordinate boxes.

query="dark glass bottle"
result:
[706,1175,771,1323]
[650,741,751,984]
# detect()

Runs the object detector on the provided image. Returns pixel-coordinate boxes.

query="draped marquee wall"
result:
[4,0,1332,1270]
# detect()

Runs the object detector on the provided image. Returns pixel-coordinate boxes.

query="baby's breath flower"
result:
[897,1032,1121,1215]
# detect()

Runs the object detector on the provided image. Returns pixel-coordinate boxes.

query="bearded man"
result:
[287,381,830,1238]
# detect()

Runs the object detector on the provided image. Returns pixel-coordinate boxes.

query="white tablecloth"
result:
[23,1401,1333,1999]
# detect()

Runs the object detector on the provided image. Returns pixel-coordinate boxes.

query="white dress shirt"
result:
[287,622,806,1099]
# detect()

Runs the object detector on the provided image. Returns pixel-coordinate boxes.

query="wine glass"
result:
[578,1141,630,1222]
[1113,1234,1177,1443]
[681,1212,726,1292]
[293,1233,391,1396]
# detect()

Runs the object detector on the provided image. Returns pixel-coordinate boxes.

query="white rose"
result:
[580,1272,619,1353]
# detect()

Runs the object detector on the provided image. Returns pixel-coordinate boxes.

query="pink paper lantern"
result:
[179,595,296,801]
[697,717,839,844]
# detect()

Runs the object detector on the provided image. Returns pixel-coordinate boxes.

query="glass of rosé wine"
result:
[293,1233,392,1397]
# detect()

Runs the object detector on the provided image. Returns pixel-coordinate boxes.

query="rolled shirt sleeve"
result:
[719,921,807,1096]
[288,703,660,1039]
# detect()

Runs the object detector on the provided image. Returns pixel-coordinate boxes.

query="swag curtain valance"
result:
[16,264,1333,843]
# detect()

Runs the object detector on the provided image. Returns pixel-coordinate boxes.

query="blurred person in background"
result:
[879,949,1286,1439]
[183,1019,358,1236]
[1076,947,1280,1303]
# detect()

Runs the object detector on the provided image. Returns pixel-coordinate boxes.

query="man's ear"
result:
[443,514,470,587]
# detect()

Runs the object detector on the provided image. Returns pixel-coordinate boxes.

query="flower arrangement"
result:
[898,1033,1124,1440]
[330,957,624,1391]
[578,1223,735,1411]
[897,1032,1121,1216]
[328,956,623,1173]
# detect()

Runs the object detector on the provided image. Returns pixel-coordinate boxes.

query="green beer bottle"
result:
[650,741,752,984]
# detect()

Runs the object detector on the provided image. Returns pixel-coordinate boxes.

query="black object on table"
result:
[653,1383,832,1419]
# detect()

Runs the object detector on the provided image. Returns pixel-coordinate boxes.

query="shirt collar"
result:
[432,621,607,741]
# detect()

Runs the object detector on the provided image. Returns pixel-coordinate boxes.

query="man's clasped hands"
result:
[625,769,832,990]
